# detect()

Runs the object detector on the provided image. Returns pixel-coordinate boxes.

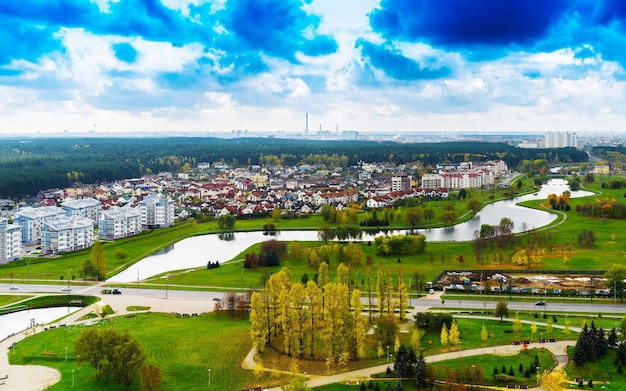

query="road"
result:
[3,283,626,315]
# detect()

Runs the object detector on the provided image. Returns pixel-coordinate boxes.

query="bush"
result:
[494,374,515,382]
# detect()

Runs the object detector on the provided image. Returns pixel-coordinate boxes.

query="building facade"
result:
[99,206,142,240]
[15,206,67,244]
[61,198,102,225]
[391,175,412,192]
[138,193,175,229]
[43,216,94,255]
[0,218,21,263]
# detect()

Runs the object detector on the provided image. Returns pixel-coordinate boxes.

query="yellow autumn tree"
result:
[538,369,567,391]
[440,324,449,347]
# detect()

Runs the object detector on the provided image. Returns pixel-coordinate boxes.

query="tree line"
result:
[0,137,587,198]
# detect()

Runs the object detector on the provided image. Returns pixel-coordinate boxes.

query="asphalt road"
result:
[4,283,626,315]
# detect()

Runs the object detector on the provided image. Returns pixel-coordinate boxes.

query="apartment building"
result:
[391,175,412,192]
[138,193,175,229]
[99,206,142,240]
[42,216,94,255]
[61,198,102,225]
[15,206,67,244]
[0,218,21,263]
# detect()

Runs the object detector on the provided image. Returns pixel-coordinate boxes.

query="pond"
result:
[1,307,81,341]
[108,179,593,283]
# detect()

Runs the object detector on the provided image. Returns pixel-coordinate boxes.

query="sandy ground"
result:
[0,293,218,391]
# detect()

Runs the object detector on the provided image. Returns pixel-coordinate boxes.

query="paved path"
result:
[255,340,574,391]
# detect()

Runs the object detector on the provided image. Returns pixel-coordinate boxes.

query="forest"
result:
[0,136,588,199]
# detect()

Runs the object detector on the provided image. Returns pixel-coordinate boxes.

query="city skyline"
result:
[1,0,626,134]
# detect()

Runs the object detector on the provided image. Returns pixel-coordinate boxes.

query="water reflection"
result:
[108,179,593,282]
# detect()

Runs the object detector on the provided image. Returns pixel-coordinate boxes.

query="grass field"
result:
[9,312,290,391]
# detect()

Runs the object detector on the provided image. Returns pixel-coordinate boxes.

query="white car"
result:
[9,286,18,291]
[61,286,72,292]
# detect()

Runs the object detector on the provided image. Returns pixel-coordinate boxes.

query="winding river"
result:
[108,179,593,283]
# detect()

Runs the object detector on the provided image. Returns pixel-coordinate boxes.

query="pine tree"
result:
[415,351,427,387]
[608,327,618,348]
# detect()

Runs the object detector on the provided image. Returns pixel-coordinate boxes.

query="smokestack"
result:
[305,113,308,136]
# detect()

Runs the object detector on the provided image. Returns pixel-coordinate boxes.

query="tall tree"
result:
[90,241,107,281]
[351,288,367,360]
[605,264,626,302]
[397,269,409,321]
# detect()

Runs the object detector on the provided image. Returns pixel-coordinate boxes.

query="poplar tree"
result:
[90,241,107,281]
[440,324,449,347]
[397,269,409,320]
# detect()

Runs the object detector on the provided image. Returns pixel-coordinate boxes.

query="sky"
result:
[1,0,626,134]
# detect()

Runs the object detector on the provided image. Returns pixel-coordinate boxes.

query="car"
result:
[112,288,121,295]
[61,286,72,292]
[428,289,435,294]
[9,286,18,290]
[535,300,546,306]
[212,297,222,301]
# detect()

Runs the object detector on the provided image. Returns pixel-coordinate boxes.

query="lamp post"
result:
[304,372,307,381]
[326,358,330,375]
[166,275,169,299]
[536,367,540,386]
[208,368,211,386]
[26,259,31,284]
[72,369,75,387]
[65,346,68,362]
[77,354,80,370]
[540,332,543,343]
[66,268,72,293]
[241,268,244,292]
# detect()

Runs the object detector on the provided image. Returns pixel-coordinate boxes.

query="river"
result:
[108,179,593,283]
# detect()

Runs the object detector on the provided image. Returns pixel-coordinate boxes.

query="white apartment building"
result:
[43,216,94,255]
[138,193,175,229]
[15,206,67,244]
[391,176,412,192]
[420,174,444,189]
[99,206,142,240]
[545,131,580,149]
[0,218,21,263]
[61,198,102,225]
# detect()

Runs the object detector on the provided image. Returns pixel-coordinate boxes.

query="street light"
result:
[166,275,169,299]
[72,369,75,387]
[536,367,540,386]
[326,358,330,375]
[208,368,211,386]
[65,346,68,362]
[241,268,244,291]
[77,354,80,370]
[386,345,390,364]
[67,268,72,293]
[26,259,31,284]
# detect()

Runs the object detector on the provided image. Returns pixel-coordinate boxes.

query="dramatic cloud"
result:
[1,0,626,134]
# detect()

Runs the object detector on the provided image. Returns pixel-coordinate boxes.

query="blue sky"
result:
[1,0,626,134]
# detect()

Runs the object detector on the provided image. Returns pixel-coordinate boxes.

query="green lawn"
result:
[9,312,289,391]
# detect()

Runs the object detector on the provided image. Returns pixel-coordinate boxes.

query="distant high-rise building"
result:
[545,131,580,149]
[391,176,412,192]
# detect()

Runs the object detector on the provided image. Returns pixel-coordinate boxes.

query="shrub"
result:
[494,374,515,382]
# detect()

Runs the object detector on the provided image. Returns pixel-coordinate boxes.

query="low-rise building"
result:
[0,218,21,263]
[43,216,94,254]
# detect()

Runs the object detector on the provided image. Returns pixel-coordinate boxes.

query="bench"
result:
[548,338,557,342]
